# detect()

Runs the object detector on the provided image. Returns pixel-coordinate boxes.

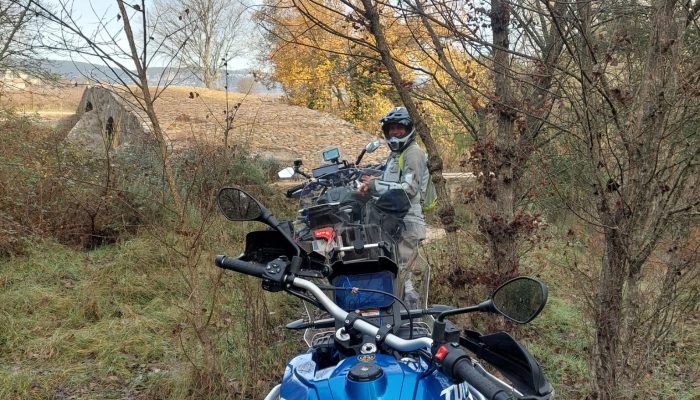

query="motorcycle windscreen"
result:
[332,271,395,311]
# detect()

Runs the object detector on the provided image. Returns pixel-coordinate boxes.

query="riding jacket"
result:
[369,141,429,227]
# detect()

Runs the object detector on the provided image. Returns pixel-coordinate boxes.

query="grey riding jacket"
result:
[370,142,429,226]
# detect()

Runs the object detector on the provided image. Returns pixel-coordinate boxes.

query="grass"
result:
[0,110,696,399]
[0,85,277,115]
[0,239,181,399]
[1,221,698,399]
[422,225,699,400]
[0,86,85,113]
[525,293,699,399]
[524,296,591,399]
[520,234,699,399]
[0,222,302,400]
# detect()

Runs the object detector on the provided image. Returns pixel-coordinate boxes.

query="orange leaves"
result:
[262,0,489,138]
[263,1,352,107]
[261,0,408,128]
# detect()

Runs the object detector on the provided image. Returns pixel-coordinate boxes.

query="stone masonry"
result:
[67,86,151,153]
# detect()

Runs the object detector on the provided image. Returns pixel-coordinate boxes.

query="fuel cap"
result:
[348,363,383,382]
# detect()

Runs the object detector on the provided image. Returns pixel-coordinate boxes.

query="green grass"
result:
[0,225,301,399]
[523,296,591,399]
[0,239,182,399]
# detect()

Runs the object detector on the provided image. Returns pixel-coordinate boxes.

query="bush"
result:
[0,109,144,252]
[0,105,289,256]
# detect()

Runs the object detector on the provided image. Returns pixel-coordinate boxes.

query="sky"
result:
[44,0,255,70]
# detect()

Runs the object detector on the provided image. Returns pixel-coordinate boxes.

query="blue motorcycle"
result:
[215,187,554,400]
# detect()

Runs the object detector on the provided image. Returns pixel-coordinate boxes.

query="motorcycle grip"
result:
[285,183,306,198]
[452,358,512,400]
[215,255,266,278]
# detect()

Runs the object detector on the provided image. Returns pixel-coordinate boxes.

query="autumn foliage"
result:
[259,0,489,141]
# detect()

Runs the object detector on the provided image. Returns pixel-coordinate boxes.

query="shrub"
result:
[0,109,144,252]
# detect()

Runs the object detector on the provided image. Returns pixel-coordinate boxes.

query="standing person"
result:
[358,106,429,309]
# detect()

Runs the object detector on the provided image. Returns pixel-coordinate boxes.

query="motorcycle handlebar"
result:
[215,255,267,278]
[291,277,433,352]
[216,255,529,397]
[216,254,432,352]
[452,358,513,400]
[286,306,451,330]
[285,183,306,198]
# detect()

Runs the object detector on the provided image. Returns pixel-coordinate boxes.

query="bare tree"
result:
[375,0,571,285]
[24,0,186,214]
[259,0,575,285]
[0,0,51,90]
[150,0,250,89]
[20,0,235,392]
[544,0,700,397]
[398,0,699,395]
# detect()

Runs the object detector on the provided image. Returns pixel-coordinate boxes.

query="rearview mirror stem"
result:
[261,209,300,258]
[437,300,495,322]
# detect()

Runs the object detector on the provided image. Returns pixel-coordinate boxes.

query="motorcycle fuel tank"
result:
[279,351,473,400]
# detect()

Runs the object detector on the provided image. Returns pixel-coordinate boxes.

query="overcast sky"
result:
[44,0,254,70]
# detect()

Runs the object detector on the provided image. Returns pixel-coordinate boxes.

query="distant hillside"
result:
[39,59,281,95]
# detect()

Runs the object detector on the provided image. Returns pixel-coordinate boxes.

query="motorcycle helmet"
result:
[380,106,416,152]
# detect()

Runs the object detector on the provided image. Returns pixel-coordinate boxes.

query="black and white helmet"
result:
[380,106,416,152]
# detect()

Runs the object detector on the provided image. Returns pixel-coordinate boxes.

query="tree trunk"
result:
[117,0,185,218]
[488,0,519,279]
[592,225,627,400]
[584,1,689,397]
[360,0,460,250]
[144,99,185,217]
[203,70,214,89]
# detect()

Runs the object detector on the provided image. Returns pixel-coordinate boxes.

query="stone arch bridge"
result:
[67,87,150,152]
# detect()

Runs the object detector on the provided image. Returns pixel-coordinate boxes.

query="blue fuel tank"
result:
[279,351,473,400]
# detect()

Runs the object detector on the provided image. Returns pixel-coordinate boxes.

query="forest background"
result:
[0,0,698,399]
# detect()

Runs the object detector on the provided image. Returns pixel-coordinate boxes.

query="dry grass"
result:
[0,85,271,114]
[3,83,387,167]
[0,85,85,112]
[0,107,302,399]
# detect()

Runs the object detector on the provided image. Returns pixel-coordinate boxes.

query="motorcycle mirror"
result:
[217,187,264,221]
[365,140,381,153]
[490,277,548,324]
[278,167,295,179]
[355,140,382,166]
[216,187,301,258]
